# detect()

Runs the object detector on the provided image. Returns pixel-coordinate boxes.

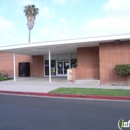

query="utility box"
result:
[19,62,30,77]
[67,69,72,80]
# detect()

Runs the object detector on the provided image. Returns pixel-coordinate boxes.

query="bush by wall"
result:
[115,64,130,76]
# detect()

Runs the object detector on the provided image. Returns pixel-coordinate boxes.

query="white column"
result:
[49,49,51,82]
[13,53,16,82]
[69,53,71,69]
[56,54,58,76]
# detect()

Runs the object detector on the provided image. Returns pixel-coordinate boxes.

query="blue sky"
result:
[0,0,130,46]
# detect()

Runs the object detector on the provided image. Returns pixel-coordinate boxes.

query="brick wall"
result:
[72,47,99,81]
[0,52,44,77]
[33,55,44,77]
[0,52,32,77]
[0,52,13,76]
[16,54,33,76]
[99,41,130,85]
[72,68,76,82]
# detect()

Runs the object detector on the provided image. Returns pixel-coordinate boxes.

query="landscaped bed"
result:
[0,77,13,82]
[49,88,130,97]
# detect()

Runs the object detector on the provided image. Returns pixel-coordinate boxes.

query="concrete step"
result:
[75,79,100,86]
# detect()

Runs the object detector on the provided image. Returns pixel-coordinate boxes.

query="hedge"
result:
[115,64,130,76]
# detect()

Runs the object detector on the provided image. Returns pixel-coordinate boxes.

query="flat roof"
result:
[0,33,130,55]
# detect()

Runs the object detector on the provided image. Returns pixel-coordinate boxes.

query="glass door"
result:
[57,61,69,76]
[58,61,63,75]
[64,61,69,75]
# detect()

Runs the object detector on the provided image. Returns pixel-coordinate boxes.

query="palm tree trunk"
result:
[28,30,31,42]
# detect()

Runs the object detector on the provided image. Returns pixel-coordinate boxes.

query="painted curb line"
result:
[0,90,130,100]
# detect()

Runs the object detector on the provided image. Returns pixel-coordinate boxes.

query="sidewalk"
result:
[0,77,130,100]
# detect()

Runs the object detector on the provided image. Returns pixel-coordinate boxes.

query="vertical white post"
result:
[69,53,71,69]
[13,53,16,82]
[49,49,51,82]
[56,54,58,76]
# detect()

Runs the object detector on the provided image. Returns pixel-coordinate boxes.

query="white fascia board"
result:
[0,33,130,51]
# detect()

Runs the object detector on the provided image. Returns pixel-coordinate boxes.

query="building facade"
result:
[0,34,130,85]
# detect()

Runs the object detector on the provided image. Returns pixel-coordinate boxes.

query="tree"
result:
[24,5,39,42]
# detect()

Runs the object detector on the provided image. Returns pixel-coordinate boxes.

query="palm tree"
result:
[24,5,39,42]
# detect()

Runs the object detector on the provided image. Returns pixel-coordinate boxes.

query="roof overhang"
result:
[0,33,130,55]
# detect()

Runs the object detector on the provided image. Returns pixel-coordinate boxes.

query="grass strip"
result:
[49,88,130,97]
[0,77,13,82]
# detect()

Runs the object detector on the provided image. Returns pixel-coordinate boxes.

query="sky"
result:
[0,0,130,46]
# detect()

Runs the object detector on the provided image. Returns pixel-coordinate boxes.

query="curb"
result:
[0,90,130,100]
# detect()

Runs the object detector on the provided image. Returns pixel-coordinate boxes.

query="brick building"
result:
[0,34,130,85]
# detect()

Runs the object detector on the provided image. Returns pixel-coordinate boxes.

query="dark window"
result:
[71,59,77,68]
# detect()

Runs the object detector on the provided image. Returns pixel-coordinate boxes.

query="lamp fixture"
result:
[114,40,120,44]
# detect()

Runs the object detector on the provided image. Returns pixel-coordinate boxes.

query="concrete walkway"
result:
[0,77,130,93]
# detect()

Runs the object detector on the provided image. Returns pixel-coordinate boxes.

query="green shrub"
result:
[115,64,130,76]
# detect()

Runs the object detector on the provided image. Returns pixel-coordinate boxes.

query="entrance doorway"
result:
[57,61,69,76]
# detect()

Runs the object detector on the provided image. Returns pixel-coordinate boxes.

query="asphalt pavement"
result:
[0,95,129,130]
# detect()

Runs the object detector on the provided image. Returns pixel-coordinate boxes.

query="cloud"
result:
[37,18,78,40]
[53,0,67,4]
[0,18,17,46]
[83,0,130,36]
[53,0,79,4]
[18,0,39,6]
[39,7,55,19]
[0,17,13,31]
[38,22,69,40]
[103,0,130,12]
[83,16,130,36]
[16,0,41,11]
[59,18,66,23]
